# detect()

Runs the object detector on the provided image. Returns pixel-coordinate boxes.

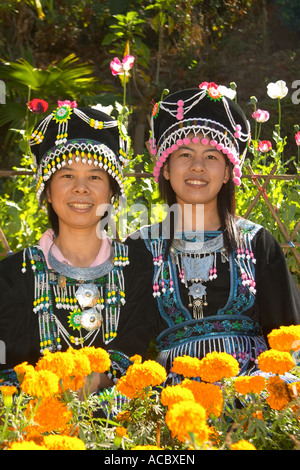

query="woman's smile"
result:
[67,201,94,212]
[185,178,209,188]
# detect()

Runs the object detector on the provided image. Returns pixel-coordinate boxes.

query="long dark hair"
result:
[158,159,241,255]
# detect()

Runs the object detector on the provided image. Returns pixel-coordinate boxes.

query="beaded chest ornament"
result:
[22,243,129,353]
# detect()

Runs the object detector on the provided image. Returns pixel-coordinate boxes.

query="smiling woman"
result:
[109,83,300,383]
[0,103,156,396]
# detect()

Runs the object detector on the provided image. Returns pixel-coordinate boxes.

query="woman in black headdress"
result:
[0,102,150,389]
[110,83,300,382]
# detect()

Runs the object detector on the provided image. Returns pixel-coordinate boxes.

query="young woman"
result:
[0,102,151,389]
[111,83,300,382]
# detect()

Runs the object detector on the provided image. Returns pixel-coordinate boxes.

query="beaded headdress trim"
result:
[29,103,129,201]
[151,83,251,186]
[34,139,125,201]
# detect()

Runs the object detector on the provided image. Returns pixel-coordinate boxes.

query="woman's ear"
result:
[163,161,170,181]
[45,184,52,204]
[223,165,230,184]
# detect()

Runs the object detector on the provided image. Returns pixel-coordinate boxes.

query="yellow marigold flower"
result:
[21,369,60,399]
[161,384,194,407]
[165,400,209,443]
[0,385,18,408]
[26,397,73,434]
[172,355,202,378]
[234,375,266,395]
[14,362,35,383]
[8,441,47,450]
[132,445,163,450]
[181,379,224,418]
[130,354,142,364]
[43,435,86,450]
[266,375,292,411]
[77,346,111,374]
[198,351,239,383]
[268,325,300,352]
[0,385,18,396]
[231,440,256,450]
[36,348,91,392]
[257,349,295,375]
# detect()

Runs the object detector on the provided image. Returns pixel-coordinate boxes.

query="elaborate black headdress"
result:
[29,102,129,202]
[150,83,250,185]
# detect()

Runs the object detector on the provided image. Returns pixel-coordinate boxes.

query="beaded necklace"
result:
[22,242,129,353]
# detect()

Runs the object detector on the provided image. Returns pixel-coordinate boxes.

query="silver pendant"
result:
[80,308,102,331]
[182,254,213,282]
[188,282,207,300]
[75,284,100,308]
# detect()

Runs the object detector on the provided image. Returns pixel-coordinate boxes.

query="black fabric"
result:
[112,225,300,358]
[0,242,158,372]
[30,107,120,167]
[153,88,249,154]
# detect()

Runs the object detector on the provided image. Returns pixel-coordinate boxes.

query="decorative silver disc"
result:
[80,308,102,331]
[75,284,100,308]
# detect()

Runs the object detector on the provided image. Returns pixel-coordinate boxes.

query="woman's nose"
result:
[72,178,90,193]
[190,156,205,171]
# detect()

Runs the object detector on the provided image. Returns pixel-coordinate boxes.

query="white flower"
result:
[267,80,288,99]
[91,104,114,115]
[218,85,237,100]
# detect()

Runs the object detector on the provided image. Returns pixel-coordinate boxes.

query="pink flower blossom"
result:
[110,55,135,77]
[258,140,272,153]
[295,131,300,146]
[57,100,78,108]
[252,109,270,123]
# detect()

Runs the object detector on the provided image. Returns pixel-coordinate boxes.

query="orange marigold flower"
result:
[252,410,263,420]
[266,375,292,411]
[21,369,60,399]
[161,384,194,407]
[26,396,73,434]
[43,435,86,450]
[115,375,142,399]
[181,379,224,418]
[77,346,111,374]
[172,355,202,378]
[115,426,129,438]
[234,375,266,395]
[257,349,295,375]
[267,325,300,352]
[0,385,18,396]
[231,440,256,450]
[198,351,239,383]
[165,400,209,443]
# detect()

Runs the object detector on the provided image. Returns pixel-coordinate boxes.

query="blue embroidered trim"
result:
[142,219,263,353]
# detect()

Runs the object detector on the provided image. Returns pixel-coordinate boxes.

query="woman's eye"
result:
[206,154,217,160]
[61,173,73,178]
[90,175,101,180]
[179,152,192,158]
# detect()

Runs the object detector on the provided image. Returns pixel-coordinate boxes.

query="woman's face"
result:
[163,137,230,211]
[46,159,113,232]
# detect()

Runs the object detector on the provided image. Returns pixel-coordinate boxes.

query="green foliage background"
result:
[0,0,299,283]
